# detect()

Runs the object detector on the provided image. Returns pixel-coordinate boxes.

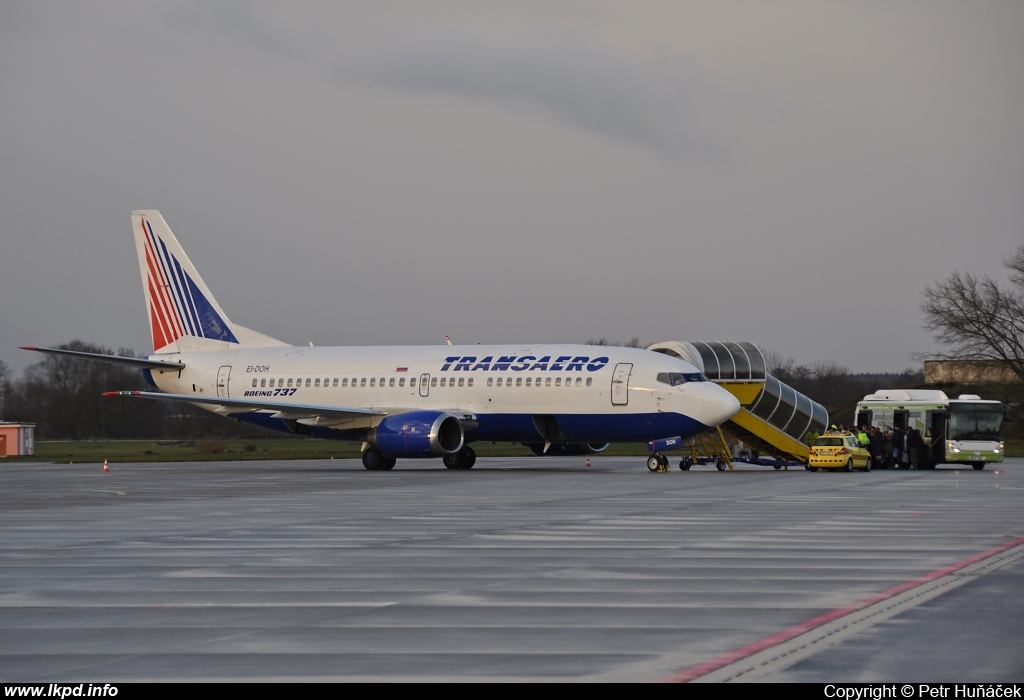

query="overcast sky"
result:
[2,1,1022,377]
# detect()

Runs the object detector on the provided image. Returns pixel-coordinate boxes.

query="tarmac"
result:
[1,455,1022,682]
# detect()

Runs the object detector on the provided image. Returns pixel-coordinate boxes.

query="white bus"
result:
[854,390,1004,470]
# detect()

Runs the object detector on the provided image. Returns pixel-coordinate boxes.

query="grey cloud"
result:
[345,26,737,162]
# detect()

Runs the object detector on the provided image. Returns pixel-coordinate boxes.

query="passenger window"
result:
[545,377,552,387]
[252,379,257,387]
[342,378,348,387]
[586,377,592,386]
[379,377,385,386]
[516,377,522,387]
[360,378,366,387]
[287,379,294,387]
[497,377,503,387]
[333,378,338,387]
[389,377,395,387]
[440,377,446,387]
[458,377,464,387]
[555,377,562,387]
[370,378,376,387]
[467,378,473,387]
[399,378,405,387]
[410,378,416,387]
[261,378,267,387]
[305,378,311,387]
[575,377,581,387]
[314,378,321,387]
[431,378,437,387]
[525,377,532,387]
[487,378,493,387]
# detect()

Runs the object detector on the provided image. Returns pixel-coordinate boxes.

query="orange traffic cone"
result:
[585,456,591,468]
[103,458,109,473]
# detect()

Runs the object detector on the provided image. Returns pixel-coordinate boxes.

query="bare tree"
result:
[919,244,1024,382]
[0,359,9,420]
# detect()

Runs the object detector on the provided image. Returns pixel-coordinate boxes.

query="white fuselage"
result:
[148,343,740,444]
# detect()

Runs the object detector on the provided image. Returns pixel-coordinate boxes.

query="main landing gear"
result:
[443,446,477,470]
[361,447,396,471]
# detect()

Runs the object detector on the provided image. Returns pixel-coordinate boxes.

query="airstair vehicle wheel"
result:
[715,458,726,471]
[647,455,662,472]
[679,457,692,471]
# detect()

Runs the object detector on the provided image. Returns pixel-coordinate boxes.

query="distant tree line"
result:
[762,351,923,425]
[0,341,275,441]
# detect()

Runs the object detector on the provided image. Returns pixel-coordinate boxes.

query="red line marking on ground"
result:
[659,535,1024,683]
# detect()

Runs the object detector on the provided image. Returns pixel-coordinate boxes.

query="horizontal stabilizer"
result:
[20,346,185,371]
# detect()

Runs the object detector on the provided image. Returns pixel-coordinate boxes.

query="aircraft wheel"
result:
[679,457,692,471]
[844,458,853,472]
[647,455,661,472]
[715,458,727,471]
[362,447,385,471]
[443,453,460,470]
[381,457,397,471]
[460,447,476,470]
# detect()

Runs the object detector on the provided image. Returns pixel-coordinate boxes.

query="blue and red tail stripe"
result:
[140,215,238,350]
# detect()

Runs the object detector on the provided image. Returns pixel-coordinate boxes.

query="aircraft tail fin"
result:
[132,210,288,353]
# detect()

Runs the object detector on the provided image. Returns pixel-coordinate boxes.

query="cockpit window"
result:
[657,372,709,386]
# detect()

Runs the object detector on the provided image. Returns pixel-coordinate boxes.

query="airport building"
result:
[0,422,35,456]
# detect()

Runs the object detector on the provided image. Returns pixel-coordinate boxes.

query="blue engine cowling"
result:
[370,411,465,458]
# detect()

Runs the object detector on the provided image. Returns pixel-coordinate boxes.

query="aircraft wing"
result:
[21,346,186,371]
[102,391,386,422]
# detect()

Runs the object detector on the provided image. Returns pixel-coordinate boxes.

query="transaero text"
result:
[440,356,609,372]
[824,686,1021,699]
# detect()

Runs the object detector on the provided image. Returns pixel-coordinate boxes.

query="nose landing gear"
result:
[647,453,671,472]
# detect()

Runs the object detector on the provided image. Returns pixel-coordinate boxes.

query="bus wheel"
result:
[972,462,985,471]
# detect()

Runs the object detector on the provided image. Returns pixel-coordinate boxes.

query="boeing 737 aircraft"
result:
[23,210,740,471]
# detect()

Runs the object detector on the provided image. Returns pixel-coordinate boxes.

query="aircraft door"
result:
[419,373,430,397]
[611,363,632,405]
[217,365,231,398]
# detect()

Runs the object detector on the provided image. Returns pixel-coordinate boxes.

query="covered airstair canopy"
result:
[648,341,828,462]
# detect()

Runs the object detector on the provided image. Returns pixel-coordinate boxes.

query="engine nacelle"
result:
[525,442,610,456]
[370,411,464,458]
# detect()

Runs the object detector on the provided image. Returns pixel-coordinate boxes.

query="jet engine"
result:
[370,411,464,457]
